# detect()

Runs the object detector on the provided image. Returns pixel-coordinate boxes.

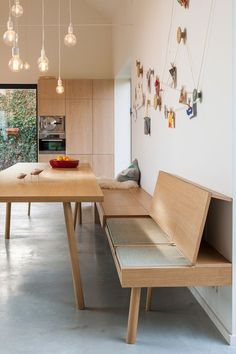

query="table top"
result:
[0,163,104,202]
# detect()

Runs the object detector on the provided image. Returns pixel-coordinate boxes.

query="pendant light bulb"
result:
[23,61,30,70]
[38,48,49,72]
[3,19,17,46]
[8,46,23,72]
[64,24,76,47]
[11,0,23,18]
[56,78,64,94]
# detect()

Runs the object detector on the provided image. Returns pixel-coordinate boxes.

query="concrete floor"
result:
[0,203,234,354]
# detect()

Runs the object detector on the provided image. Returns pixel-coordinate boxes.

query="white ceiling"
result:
[83,0,120,22]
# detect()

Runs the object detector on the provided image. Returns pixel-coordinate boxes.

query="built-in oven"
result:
[38,116,66,154]
[39,135,66,154]
[38,116,65,135]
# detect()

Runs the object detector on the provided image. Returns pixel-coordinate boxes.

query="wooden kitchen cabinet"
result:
[38,99,65,116]
[38,77,65,100]
[38,77,66,115]
[92,155,114,178]
[66,99,92,154]
[93,79,114,100]
[66,80,92,100]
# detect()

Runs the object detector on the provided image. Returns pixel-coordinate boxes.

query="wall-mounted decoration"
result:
[168,110,175,128]
[177,0,189,8]
[154,76,162,111]
[136,60,143,78]
[193,89,203,103]
[144,99,151,135]
[169,63,177,88]
[177,27,187,44]
[179,86,187,104]
[146,68,155,94]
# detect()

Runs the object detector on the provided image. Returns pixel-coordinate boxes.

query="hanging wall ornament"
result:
[144,99,151,135]
[146,68,155,94]
[168,109,175,128]
[136,60,143,78]
[164,105,168,119]
[179,86,187,104]
[177,27,187,44]
[193,89,203,103]
[169,63,177,88]
[177,0,189,8]
[154,76,162,111]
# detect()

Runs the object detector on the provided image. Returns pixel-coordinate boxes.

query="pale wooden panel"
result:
[38,77,65,100]
[130,188,152,212]
[172,173,232,202]
[66,80,93,100]
[38,154,58,163]
[66,100,92,154]
[93,99,114,154]
[106,218,169,246]
[116,245,191,268]
[150,171,211,265]
[92,155,114,178]
[66,155,92,166]
[38,99,66,115]
[0,163,103,203]
[93,79,114,99]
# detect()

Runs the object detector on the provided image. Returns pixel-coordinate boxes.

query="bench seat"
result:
[103,171,232,344]
[96,188,152,227]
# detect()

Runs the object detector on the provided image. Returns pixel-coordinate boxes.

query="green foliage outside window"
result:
[0,89,37,170]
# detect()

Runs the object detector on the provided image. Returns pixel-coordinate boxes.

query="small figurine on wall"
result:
[169,63,177,88]
[177,0,189,8]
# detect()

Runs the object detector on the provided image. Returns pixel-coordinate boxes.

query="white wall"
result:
[232,0,236,344]
[114,79,131,175]
[0,0,113,83]
[113,0,234,342]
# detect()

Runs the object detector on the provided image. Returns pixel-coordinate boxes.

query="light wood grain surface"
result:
[150,171,211,265]
[0,163,103,203]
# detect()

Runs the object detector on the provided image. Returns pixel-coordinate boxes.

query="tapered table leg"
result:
[145,287,153,311]
[5,202,11,240]
[28,202,31,217]
[126,288,141,344]
[74,202,82,230]
[63,202,85,310]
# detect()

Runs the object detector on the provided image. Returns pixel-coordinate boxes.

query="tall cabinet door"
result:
[66,99,92,154]
[38,77,65,115]
[66,80,93,155]
[92,79,114,177]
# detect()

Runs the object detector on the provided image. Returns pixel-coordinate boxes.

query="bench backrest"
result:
[150,171,211,264]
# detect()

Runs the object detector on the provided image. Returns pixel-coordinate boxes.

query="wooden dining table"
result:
[0,162,104,310]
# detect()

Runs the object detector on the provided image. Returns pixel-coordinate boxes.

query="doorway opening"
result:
[0,84,37,170]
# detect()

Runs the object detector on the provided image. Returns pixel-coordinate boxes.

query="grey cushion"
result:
[116,159,140,184]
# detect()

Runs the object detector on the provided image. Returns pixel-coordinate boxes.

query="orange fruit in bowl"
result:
[56,155,63,161]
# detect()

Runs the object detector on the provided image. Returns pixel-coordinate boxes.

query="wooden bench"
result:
[95,187,152,227]
[105,171,232,344]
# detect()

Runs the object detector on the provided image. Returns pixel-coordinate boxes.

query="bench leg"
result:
[74,202,82,230]
[28,202,31,217]
[145,287,153,311]
[94,203,100,224]
[5,202,11,240]
[126,287,141,344]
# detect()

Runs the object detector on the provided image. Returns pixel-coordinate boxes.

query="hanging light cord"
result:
[58,0,61,78]
[69,0,72,26]
[8,0,11,21]
[42,0,45,50]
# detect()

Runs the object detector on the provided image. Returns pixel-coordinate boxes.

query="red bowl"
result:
[49,159,79,168]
